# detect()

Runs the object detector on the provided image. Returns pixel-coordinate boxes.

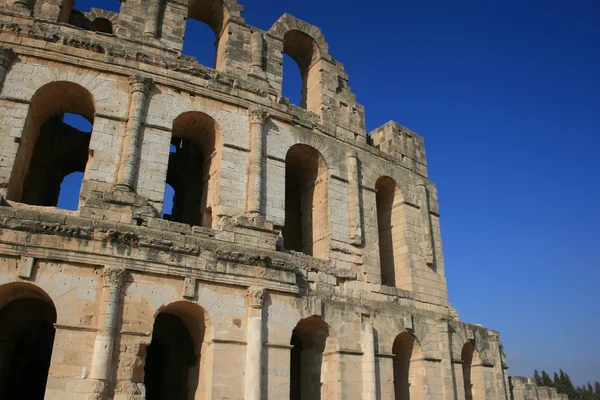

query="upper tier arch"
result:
[268,13,330,60]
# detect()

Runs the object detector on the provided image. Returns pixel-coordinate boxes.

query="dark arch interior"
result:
[90,17,113,34]
[164,136,206,226]
[289,333,303,400]
[376,177,398,287]
[144,313,196,400]
[164,112,218,227]
[393,332,415,400]
[21,113,91,208]
[462,342,475,400]
[283,172,303,252]
[283,145,327,257]
[0,297,57,400]
[289,317,331,400]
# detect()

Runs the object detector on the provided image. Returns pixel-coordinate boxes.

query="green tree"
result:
[555,372,564,393]
[534,370,543,386]
[561,370,577,399]
[541,370,554,387]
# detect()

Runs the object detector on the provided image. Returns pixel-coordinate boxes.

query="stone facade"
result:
[0,1,537,399]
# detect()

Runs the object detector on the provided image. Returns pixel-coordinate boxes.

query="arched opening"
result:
[61,0,122,26]
[183,18,218,69]
[461,341,483,400]
[164,112,221,228]
[144,302,209,400]
[0,283,57,400]
[283,144,329,258]
[289,317,337,400]
[393,332,426,400]
[162,182,175,219]
[282,53,303,107]
[57,171,84,210]
[375,176,404,287]
[90,17,113,34]
[184,0,230,70]
[7,82,95,209]
[282,30,322,115]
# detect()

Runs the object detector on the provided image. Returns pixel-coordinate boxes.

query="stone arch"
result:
[374,314,437,359]
[269,14,329,115]
[145,300,214,400]
[88,8,119,34]
[290,316,339,400]
[164,111,222,228]
[269,14,330,58]
[0,282,57,400]
[283,144,330,258]
[449,324,491,366]
[461,341,485,400]
[6,81,95,208]
[393,331,428,400]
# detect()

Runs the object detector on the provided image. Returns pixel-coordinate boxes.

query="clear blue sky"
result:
[67,0,600,385]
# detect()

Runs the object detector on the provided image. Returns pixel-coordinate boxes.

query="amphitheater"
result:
[0,1,568,399]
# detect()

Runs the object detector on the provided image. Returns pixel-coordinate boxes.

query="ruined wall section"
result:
[509,377,570,400]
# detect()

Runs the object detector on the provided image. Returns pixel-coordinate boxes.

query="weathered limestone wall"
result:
[0,1,517,399]
[509,377,570,400]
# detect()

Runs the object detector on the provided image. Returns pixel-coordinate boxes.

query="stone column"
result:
[90,267,127,380]
[115,75,153,191]
[488,331,509,400]
[249,31,266,78]
[143,0,162,38]
[245,286,266,400]
[361,318,377,400]
[12,0,35,11]
[347,150,363,246]
[246,107,269,216]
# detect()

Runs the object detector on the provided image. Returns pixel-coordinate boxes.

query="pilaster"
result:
[245,285,266,400]
[246,107,269,217]
[90,267,127,381]
[115,75,153,191]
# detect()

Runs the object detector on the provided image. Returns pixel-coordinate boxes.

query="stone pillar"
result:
[245,286,266,400]
[143,0,162,38]
[249,31,266,78]
[438,319,458,400]
[246,107,268,216]
[347,150,363,246]
[115,75,153,191]
[12,0,35,11]
[361,318,377,400]
[417,183,435,268]
[488,331,510,400]
[90,267,127,380]
[0,46,16,89]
